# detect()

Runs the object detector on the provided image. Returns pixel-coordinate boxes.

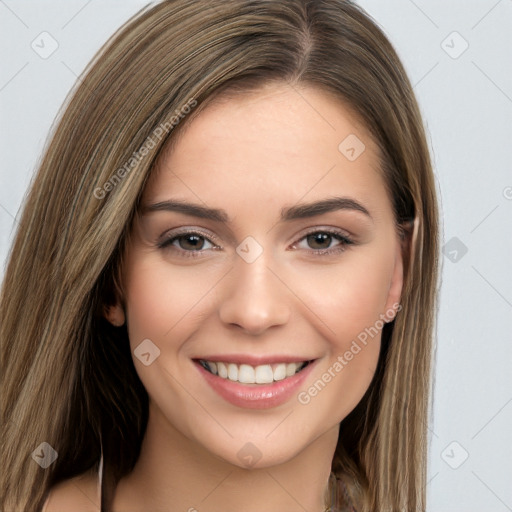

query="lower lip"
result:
[195,361,317,409]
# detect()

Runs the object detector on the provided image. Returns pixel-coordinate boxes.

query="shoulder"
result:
[43,469,100,512]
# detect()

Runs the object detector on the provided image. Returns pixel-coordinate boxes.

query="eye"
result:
[157,229,219,257]
[157,227,354,259]
[292,229,354,255]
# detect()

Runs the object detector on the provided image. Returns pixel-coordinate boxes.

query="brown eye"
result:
[158,231,217,254]
[176,234,206,250]
[293,229,354,255]
[306,232,333,250]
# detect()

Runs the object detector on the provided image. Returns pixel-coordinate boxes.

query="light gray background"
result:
[1,1,511,510]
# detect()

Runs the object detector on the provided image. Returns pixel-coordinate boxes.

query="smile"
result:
[198,359,310,384]
[194,357,317,409]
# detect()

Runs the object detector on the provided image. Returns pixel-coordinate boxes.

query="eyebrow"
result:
[142,196,373,223]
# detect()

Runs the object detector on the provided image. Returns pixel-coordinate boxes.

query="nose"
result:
[218,253,290,335]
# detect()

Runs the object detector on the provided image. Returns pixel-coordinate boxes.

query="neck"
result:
[112,401,339,512]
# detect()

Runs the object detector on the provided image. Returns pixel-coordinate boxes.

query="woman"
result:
[0,0,439,511]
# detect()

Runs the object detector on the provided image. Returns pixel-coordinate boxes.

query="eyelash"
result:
[157,227,354,259]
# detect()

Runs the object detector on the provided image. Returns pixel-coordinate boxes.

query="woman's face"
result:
[117,83,404,468]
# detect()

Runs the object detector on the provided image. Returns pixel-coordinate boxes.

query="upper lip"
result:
[193,354,316,366]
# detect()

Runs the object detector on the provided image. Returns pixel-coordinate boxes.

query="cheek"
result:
[122,252,224,348]
[297,245,395,347]
[290,246,394,416]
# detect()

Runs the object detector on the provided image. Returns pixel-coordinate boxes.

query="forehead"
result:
[143,83,392,224]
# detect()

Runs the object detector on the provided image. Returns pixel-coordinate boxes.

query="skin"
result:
[45,82,404,512]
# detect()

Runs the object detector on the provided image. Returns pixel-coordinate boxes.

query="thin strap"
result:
[98,450,104,511]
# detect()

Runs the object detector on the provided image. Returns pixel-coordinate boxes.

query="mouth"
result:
[193,357,317,409]
[197,359,312,384]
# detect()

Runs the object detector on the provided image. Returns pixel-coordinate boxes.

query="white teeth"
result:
[273,363,287,381]
[238,364,255,384]
[228,363,238,381]
[255,364,274,384]
[217,362,228,378]
[286,362,298,377]
[201,360,307,384]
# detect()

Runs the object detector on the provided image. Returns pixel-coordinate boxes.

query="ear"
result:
[103,303,126,327]
[383,244,403,322]
[383,216,418,322]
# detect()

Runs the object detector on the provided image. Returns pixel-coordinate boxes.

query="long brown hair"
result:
[0,1,439,510]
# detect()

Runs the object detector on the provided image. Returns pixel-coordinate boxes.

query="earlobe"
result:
[103,303,126,327]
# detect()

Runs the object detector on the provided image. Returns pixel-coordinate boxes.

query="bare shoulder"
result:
[43,468,100,512]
